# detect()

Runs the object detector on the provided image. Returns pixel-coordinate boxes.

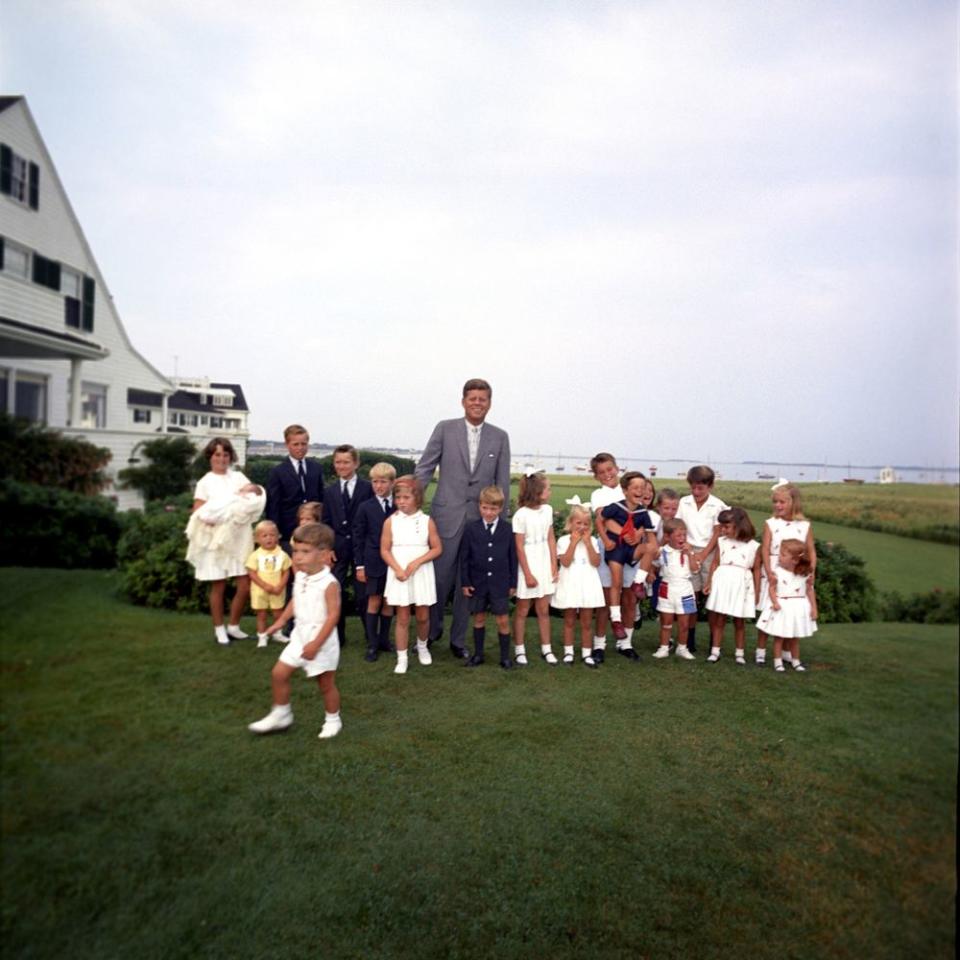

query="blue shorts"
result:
[363,574,387,597]
[469,585,511,616]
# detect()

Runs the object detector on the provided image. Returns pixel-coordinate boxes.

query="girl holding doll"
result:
[756,481,817,666]
[703,507,760,664]
[551,503,605,667]
[513,471,558,665]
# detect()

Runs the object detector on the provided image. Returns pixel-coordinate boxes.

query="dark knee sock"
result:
[473,626,485,659]
[499,633,511,661]
[378,613,394,649]
[364,612,378,649]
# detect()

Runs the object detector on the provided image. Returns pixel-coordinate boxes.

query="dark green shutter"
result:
[0,236,4,271]
[28,162,39,209]
[32,253,61,291]
[0,144,11,196]
[82,275,95,331]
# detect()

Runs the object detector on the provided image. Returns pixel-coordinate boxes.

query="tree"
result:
[118,436,197,502]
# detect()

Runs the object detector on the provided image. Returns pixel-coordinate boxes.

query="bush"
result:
[118,436,198,502]
[812,538,877,623]
[879,589,960,624]
[0,413,111,494]
[0,478,121,568]
[116,497,211,612]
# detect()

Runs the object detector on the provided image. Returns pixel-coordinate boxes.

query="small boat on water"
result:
[649,465,658,477]
[842,478,865,485]
[757,472,776,480]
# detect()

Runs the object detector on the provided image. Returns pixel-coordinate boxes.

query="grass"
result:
[512,476,959,597]
[2,569,957,960]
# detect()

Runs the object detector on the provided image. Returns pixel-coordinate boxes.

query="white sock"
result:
[397,650,408,664]
[756,649,766,662]
[214,625,228,642]
[416,639,429,650]
[515,645,526,656]
[274,703,292,717]
[324,711,340,722]
[677,644,688,652]
[540,643,552,655]
[610,606,622,621]
[736,649,745,659]
[625,628,634,641]
[594,636,607,650]
[774,658,783,668]
[564,645,574,656]
[711,646,721,656]
[582,647,593,658]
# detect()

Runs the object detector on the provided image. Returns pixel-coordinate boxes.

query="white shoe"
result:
[775,664,785,673]
[793,661,806,672]
[318,717,342,739]
[676,646,695,660]
[248,707,293,734]
[257,634,269,648]
[541,650,558,665]
[735,654,746,665]
[394,655,408,674]
[416,641,432,666]
[707,652,720,662]
[515,649,528,666]
[652,645,670,658]
[226,624,249,640]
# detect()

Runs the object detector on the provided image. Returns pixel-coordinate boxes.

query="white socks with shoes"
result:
[318,711,342,739]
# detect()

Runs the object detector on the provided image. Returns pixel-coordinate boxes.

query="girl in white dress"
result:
[381,476,442,674]
[756,539,818,672]
[187,437,264,645]
[704,508,761,664]
[552,504,604,667]
[513,472,558,665]
[756,482,817,666]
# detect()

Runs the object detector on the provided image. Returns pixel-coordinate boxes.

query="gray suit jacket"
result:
[415,418,511,540]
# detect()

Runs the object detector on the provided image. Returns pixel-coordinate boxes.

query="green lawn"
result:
[2,569,956,960]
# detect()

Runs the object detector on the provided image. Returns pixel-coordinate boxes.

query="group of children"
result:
[244,453,819,741]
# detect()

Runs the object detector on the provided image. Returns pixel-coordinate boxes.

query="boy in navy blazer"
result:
[352,462,397,662]
[324,444,373,646]
[460,486,518,669]
[265,424,324,551]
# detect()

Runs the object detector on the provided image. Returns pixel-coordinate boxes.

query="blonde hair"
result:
[774,483,806,520]
[369,462,397,481]
[296,501,323,523]
[283,424,308,441]
[662,518,687,538]
[254,519,279,537]
[291,522,335,550]
[479,485,505,507]
[564,504,591,532]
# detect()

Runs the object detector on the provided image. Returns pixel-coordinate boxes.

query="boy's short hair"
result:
[255,519,279,535]
[656,487,680,505]
[686,465,715,486]
[662,518,688,537]
[333,443,359,463]
[283,424,308,441]
[291,522,335,550]
[479,485,505,507]
[620,470,647,491]
[590,452,617,474]
[369,462,397,481]
[462,378,492,397]
[393,475,424,507]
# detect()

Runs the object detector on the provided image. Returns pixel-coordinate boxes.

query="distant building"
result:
[879,466,896,484]
[0,96,250,508]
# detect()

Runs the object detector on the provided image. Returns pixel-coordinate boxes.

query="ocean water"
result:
[512,455,959,485]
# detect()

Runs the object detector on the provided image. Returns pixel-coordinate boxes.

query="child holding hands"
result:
[245,520,292,647]
[756,539,818,672]
[247,522,343,739]
[381,476,442,674]
[652,518,701,661]
[552,503,604,667]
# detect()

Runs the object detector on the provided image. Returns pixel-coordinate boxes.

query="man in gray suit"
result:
[415,378,512,659]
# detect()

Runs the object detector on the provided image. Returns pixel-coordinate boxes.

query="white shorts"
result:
[278,631,340,677]
[657,583,698,616]
[598,556,637,590]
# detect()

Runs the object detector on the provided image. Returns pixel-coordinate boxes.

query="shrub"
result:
[879,589,960,624]
[0,478,121,568]
[0,413,111,494]
[116,498,209,612]
[812,538,877,623]
[118,436,198,502]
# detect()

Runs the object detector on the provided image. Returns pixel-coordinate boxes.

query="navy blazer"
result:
[323,477,373,564]
[265,458,324,541]
[352,496,395,579]
[460,518,517,598]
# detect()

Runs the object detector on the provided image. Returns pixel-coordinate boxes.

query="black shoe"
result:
[465,654,484,668]
[500,658,514,670]
[364,648,379,663]
[450,643,469,660]
[378,640,395,653]
[617,647,640,662]
[593,649,605,664]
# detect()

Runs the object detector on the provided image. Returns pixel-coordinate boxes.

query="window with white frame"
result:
[14,372,47,423]
[80,382,107,429]
[9,153,27,203]
[1,239,30,279]
[133,408,152,424]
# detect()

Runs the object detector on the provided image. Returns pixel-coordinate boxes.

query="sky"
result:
[1,0,957,466]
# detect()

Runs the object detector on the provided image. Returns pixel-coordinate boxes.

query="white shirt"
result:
[465,420,483,472]
[677,493,728,549]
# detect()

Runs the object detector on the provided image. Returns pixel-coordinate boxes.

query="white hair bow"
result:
[771,478,790,491]
[523,469,544,478]
[565,495,585,507]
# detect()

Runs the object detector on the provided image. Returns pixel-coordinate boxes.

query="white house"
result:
[0,96,248,508]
